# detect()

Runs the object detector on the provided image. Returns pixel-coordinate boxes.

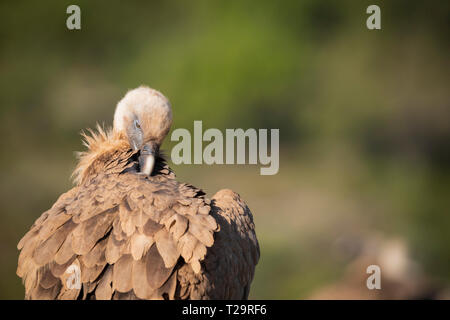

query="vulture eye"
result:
[134,119,141,130]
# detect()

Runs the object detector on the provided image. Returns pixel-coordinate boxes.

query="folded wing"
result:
[17,173,218,300]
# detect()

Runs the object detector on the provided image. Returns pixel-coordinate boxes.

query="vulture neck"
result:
[72,126,174,185]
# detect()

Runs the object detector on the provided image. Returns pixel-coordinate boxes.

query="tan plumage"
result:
[17,86,259,300]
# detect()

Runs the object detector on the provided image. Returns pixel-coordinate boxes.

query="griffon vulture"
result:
[17,86,259,300]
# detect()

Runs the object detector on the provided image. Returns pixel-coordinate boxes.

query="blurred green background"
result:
[0,1,449,299]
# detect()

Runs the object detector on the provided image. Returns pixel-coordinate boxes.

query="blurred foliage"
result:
[0,1,448,299]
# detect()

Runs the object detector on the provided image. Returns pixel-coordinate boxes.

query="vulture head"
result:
[113,86,172,175]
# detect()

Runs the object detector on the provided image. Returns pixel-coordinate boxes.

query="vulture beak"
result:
[139,143,157,175]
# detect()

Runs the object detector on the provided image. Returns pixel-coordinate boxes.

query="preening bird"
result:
[16,86,259,300]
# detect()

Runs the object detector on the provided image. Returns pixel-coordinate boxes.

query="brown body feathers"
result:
[17,126,259,300]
